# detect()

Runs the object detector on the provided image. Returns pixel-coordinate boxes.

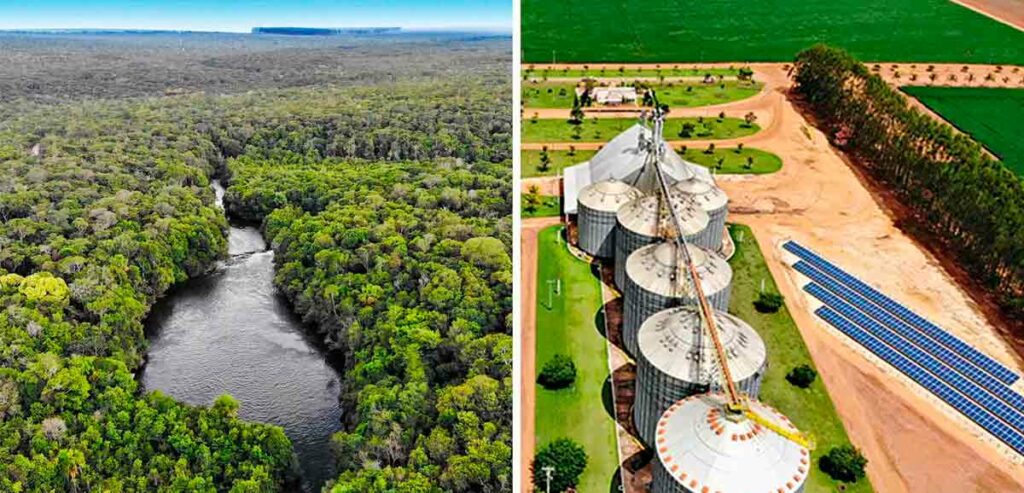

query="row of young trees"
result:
[793,44,1024,321]
[0,76,510,490]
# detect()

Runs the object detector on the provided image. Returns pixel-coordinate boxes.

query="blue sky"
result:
[0,0,511,32]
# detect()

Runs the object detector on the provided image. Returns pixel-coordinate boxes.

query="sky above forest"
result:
[0,0,511,32]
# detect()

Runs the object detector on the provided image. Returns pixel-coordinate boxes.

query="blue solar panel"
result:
[795,261,1024,412]
[785,241,1018,385]
[815,305,1024,455]
[806,283,1024,435]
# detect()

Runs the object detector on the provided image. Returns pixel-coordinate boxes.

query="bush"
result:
[754,291,784,313]
[538,354,577,389]
[786,364,818,388]
[819,445,868,482]
[532,438,588,492]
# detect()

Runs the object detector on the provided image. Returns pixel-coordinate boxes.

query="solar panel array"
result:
[784,241,1018,385]
[816,307,1024,455]
[785,241,1024,455]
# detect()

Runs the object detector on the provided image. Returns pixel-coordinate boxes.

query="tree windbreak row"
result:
[793,45,1024,322]
[0,79,511,491]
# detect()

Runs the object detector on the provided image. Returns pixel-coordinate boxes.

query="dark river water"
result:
[140,182,343,492]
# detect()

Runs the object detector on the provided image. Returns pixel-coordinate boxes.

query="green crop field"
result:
[534,226,620,493]
[680,146,782,174]
[522,80,762,109]
[727,224,872,493]
[902,86,1024,177]
[523,117,759,143]
[522,0,1024,64]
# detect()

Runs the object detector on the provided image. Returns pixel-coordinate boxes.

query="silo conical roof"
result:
[655,393,809,493]
[672,176,728,213]
[625,242,731,299]
[616,191,709,239]
[638,306,765,386]
[578,179,644,212]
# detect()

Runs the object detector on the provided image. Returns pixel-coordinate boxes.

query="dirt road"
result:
[952,0,1024,31]
[519,216,562,493]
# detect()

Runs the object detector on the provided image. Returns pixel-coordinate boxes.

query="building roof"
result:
[655,393,809,493]
[564,124,712,214]
[578,178,643,213]
[638,305,764,386]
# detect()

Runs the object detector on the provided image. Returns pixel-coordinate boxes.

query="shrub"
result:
[538,354,577,389]
[819,445,868,482]
[532,438,588,492]
[786,364,817,388]
[754,291,784,313]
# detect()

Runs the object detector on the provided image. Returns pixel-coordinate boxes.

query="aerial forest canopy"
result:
[793,44,1024,322]
[0,33,511,492]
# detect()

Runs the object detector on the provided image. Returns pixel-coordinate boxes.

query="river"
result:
[140,181,343,492]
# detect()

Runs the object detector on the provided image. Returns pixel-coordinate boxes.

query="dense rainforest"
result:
[0,32,511,492]
[793,45,1024,322]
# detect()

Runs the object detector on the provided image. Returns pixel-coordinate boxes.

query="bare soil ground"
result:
[951,0,1024,31]
[522,63,1024,492]
[519,217,562,493]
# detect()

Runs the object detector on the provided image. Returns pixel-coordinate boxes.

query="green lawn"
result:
[523,82,580,108]
[679,146,782,174]
[523,80,763,109]
[534,225,619,493]
[525,67,740,79]
[522,0,1024,64]
[902,86,1024,177]
[523,194,562,218]
[523,117,759,143]
[522,149,597,178]
[727,224,873,493]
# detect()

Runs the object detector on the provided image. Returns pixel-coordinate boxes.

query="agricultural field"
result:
[522,148,597,177]
[524,66,740,79]
[727,225,873,493]
[534,226,620,493]
[522,0,1024,64]
[679,146,782,174]
[523,116,759,143]
[901,86,1024,177]
[522,80,762,109]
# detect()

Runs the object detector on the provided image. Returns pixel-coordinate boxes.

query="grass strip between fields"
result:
[680,147,782,174]
[727,224,873,493]
[522,194,562,218]
[523,117,759,143]
[522,80,762,109]
[524,67,740,79]
[534,225,620,493]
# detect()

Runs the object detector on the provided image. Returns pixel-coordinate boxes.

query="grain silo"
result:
[651,393,809,493]
[621,241,732,356]
[671,176,729,252]
[577,179,643,258]
[633,305,766,445]
[614,191,709,290]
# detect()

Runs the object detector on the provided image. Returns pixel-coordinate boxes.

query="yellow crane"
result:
[648,112,815,451]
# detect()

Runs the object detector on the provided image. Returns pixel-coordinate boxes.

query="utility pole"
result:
[541,465,555,493]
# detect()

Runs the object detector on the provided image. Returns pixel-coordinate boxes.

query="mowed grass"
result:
[525,66,740,79]
[522,148,597,178]
[522,0,1024,64]
[523,117,759,143]
[902,86,1024,177]
[522,194,562,218]
[727,224,873,493]
[679,146,782,174]
[534,226,619,492]
[522,80,763,109]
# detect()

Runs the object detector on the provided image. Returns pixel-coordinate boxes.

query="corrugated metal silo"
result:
[577,179,643,258]
[613,191,709,290]
[671,177,729,252]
